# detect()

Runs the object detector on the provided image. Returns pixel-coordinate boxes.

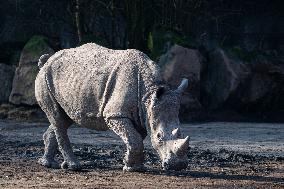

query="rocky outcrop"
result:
[159,45,203,118]
[230,62,284,112]
[9,36,54,106]
[160,45,202,84]
[0,103,47,121]
[201,49,250,109]
[0,64,15,103]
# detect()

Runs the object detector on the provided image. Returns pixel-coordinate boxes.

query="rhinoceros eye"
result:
[157,133,161,139]
[157,132,163,141]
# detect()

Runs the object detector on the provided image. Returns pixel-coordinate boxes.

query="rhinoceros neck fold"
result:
[139,87,156,135]
[137,59,162,134]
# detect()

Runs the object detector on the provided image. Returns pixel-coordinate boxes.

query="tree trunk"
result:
[75,0,82,43]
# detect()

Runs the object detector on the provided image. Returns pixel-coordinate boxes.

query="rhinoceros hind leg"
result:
[53,120,81,171]
[36,80,81,171]
[42,111,81,170]
[38,124,60,169]
[105,118,144,172]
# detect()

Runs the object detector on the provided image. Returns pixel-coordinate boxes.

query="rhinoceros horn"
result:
[174,136,189,156]
[176,78,188,94]
[172,128,180,138]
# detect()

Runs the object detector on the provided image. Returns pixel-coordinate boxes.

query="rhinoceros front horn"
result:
[174,136,190,156]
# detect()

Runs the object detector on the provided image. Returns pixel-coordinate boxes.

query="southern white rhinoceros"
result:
[35,43,189,171]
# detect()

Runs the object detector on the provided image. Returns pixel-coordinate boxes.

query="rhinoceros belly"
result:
[76,114,108,131]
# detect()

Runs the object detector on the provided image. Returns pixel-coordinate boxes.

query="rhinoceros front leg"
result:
[38,125,60,169]
[105,118,144,172]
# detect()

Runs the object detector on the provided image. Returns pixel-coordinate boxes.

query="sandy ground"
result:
[0,120,283,188]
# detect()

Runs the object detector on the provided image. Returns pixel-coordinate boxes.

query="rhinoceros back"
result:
[38,43,160,132]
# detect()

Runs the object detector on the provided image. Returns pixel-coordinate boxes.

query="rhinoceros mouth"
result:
[162,158,188,171]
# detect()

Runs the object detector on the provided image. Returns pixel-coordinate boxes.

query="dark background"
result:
[0,0,284,122]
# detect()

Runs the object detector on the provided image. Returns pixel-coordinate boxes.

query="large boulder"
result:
[160,45,202,84]
[201,49,249,109]
[159,45,203,118]
[9,36,54,105]
[232,62,284,112]
[0,63,15,103]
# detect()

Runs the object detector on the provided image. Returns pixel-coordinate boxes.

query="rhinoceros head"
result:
[147,78,189,171]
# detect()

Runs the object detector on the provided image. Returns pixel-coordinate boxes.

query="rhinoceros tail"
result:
[38,54,51,69]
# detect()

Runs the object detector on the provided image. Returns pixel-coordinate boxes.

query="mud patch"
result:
[0,120,283,188]
[0,138,283,188]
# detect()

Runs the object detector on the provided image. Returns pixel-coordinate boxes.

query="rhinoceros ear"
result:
[151,87,165,105]
[176,78,188,94]
[156,87,165,100]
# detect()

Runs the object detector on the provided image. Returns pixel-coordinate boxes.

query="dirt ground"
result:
[0,120,283,188]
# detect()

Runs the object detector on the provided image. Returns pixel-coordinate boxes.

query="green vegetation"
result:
[147,28,198,60]
[147,32,154,53]
[226,46,279,64]
[23,36,50,57]
[226,46,258,63]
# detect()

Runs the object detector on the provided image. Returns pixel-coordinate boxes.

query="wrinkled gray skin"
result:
[35,43,189,172]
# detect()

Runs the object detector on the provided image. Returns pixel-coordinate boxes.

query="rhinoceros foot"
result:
[123,164,145,172]
[38,157,60,169]
[61,160,82,171]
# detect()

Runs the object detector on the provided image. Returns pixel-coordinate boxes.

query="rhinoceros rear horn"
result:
[176,78,188,94]
[174,136,190,156]
[172,128,180,138]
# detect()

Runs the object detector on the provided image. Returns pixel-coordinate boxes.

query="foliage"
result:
[23,36,50,56]
[148,27,198,60]
[226,47,257,63]
[147,32,153,53]
[0,0,281,64]
[226,46,279,64]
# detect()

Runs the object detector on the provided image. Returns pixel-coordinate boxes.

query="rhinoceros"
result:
[35,43,189,171]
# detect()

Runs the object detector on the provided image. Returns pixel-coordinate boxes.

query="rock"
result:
[0,64,15,103]
[0,103,12,119]
[0,103,47,121]
[233,62,284,111]
[159,45,203,118]
[160,45,202,83]
[242,73,273,103]
[7,106,46,121]
[201,49,249,109]
[9,36,54,105]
